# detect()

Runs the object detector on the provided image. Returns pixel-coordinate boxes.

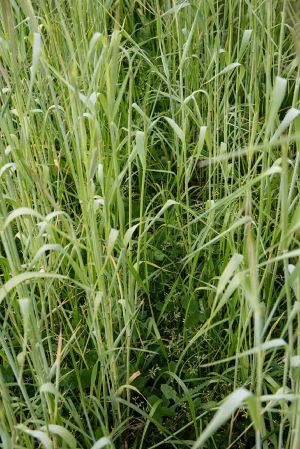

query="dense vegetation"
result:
[0,1,300,448]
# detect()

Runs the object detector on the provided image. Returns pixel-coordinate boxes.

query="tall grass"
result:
[0,0,299,448]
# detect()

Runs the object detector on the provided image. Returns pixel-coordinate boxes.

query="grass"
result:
[0,0,300,448]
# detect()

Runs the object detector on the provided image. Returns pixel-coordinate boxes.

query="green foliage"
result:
[0,0,300,448]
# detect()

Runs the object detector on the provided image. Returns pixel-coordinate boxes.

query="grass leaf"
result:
[164,117,185,142]
[192,389,252,449]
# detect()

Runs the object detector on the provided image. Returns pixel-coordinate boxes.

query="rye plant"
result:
[0,1,300,448]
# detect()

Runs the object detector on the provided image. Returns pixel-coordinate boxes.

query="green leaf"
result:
[206,62,241,83]
[266,76,287,138]
[181,296,199,313]
[40,425,76,449]
[271,108,300,143]
[161,384,179,402]
[192,388,252,449]
[164,117,185,142]
[239,29,252,56]
[0,272,68,304]
[219,62,241,76]
[107,228,119,256]
[295,113,300,153]
[247,396,262,432]
[30,32,41,83]
[91,437,112,449]
[16,425,53,449]
[185,312,201,327]
[217,253,243,296]
[143,199,179,236]
[148,395,176,423]
[136,130,146,170]
[162,1,190,16]
[3,207,44,231]
[123,224,139,248]
[179,11,199,69]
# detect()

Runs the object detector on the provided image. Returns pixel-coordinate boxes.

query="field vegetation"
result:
[0,1,300,448]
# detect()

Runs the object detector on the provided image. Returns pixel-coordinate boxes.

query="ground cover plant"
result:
[0,0,300,448]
